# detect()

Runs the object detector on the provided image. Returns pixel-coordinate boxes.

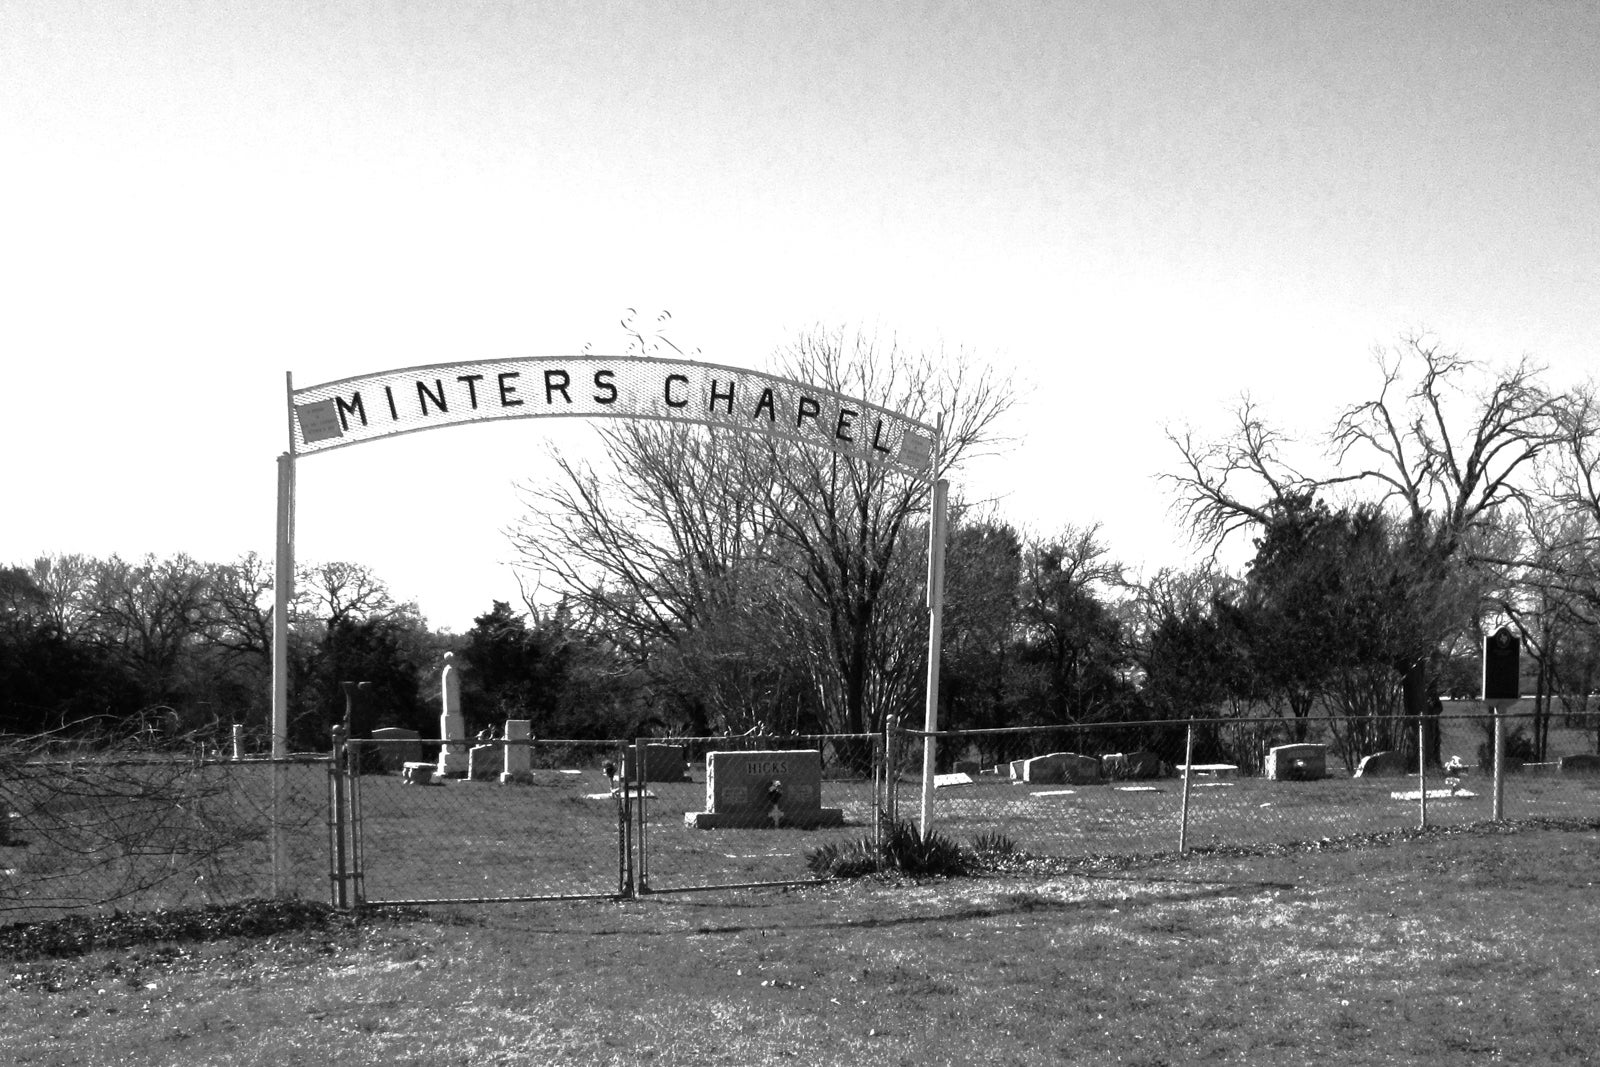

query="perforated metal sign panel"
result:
[290,355,938,479]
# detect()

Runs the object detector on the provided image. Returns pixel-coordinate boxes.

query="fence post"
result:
[888,721,900,826]
[880,721,898,865]
[634,738,649,893]
[616,742,633,898]
[919,475,949,842]
[1417,719,1428,829]
[1177,720,1196,853]
[1492,707,1506,821]
[329,725,349,909]
[873,726,883,862]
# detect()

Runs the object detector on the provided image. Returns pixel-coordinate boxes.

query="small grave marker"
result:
[1355,751,1408,777]
[1020,752,1101,784]
[622,744,691,783]
[1559,754,1600,775]
[1265,743,1326,781]
[371,727,421,772]
[1103,751,1164,780]
[499,720,534,785]
[468,745,498,780]
[400,761,437,785]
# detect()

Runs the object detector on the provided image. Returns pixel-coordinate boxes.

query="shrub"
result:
[968,830,1017,859]
[804,839,879,879]
[1477,726,1538,769]
[804,818,976,880]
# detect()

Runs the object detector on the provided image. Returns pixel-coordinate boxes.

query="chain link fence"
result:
[0,750,327,926]
[897,707,1600,858]
[9,706,1594,927]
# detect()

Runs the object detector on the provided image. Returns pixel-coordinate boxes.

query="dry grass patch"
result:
[5,822,1600,1065]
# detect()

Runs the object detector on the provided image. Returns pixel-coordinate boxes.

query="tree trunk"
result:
[1401,659,1439,770]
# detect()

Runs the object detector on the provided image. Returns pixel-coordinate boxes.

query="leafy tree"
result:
[1132,565,1246,763]
[0,567,141,734]
[293,610,430,750]
[937,514,1023,734]
[288,561,429,750]
[1012,525,1133,727]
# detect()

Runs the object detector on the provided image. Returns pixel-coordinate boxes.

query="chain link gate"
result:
[325,729,903,906]
[327,731,632,906]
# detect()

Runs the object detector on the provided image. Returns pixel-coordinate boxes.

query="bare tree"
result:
[1163,336,1562,765]
[512,420,782,661]
[753,328,1014,735]
[27,553,97,638]
[210,551,275,660]
[83,553,216,707]
[294,560,405,629]
[509,326,1014,738]
[1329,337,1560,554]
[1163,397,1318,550]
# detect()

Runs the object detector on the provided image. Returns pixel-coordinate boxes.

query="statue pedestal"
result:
[436,711,468,778]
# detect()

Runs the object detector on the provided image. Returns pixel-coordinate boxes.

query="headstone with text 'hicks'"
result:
[685,749,844,829]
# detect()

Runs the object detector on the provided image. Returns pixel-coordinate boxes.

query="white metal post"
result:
[918,475,949,841]
[1178,721,1196,853]
[271,448,295,894]
[1417,719,1428,829]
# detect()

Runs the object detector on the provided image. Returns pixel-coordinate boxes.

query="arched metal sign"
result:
[289,355,938,477]
[266,336,949,889]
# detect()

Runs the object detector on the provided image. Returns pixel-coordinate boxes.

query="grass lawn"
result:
[5,820,1600,1066]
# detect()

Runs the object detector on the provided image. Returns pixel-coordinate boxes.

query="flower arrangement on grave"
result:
[1443,755,1466,795]
[767,779,784,828]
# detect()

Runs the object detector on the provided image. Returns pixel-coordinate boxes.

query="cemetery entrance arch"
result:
[269,327,951,898]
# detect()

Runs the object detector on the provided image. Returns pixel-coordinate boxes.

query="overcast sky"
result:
[3,1,1596,631]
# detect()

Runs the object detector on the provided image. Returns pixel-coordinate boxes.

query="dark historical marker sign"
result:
[1482,626,1521,702]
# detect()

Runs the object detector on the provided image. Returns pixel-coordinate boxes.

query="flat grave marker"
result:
[1391,788,1478,800]
[1178,763,1239,778]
